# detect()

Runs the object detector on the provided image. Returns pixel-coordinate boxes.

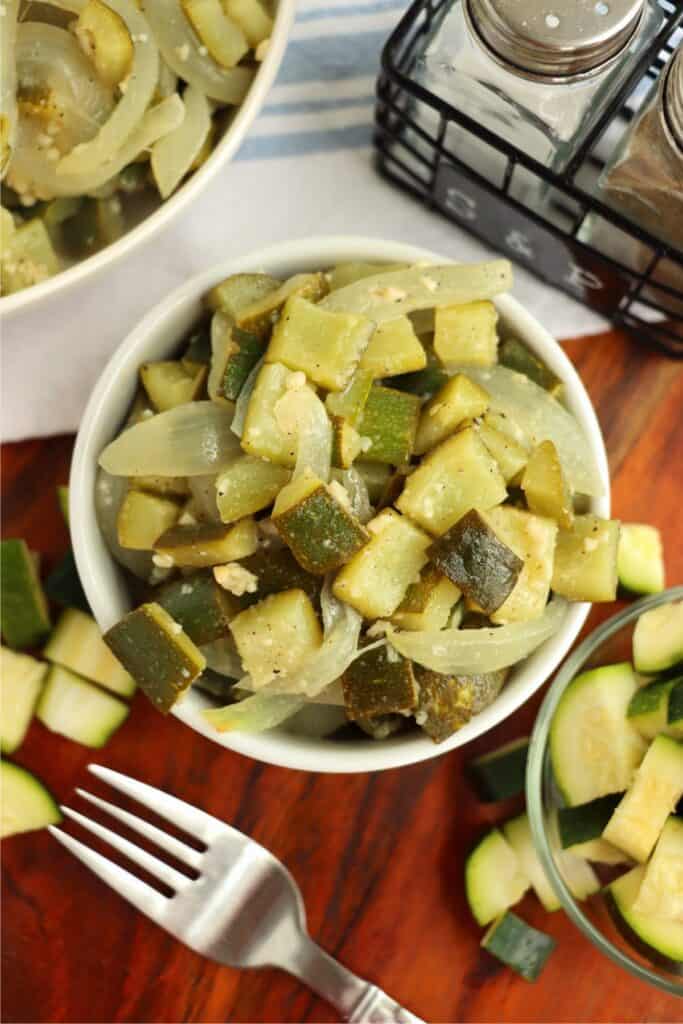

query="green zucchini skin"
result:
[182,322,212,367]
[156,573,239,646]
[239,548,321,607]
[0,539,51,650]
[358,385,420,465]
[627,676,682,739]
[393,362,449,398]
[220,328,264,401]
[342,645,418,720]
[414,666,474,743]
[481,911,556,981]
[557,793,624,848]
[274,485,369,575]
[498,337,562,396]
[44,550,91,615]
[466,737,529,802]
[668,680,683,733]
[605,867,683,974]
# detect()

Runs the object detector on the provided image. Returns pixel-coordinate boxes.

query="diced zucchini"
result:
[140,360,207,411]
[218,327,264,401]
[272,471,368,575]
[558,793,624,848]
[396,427,507,536]
[669,680,683,738]
[0,539,51,650]
[1,218,60,294]
[37,664,129,746]
[498,337,562,397]
[414,666,473,742]
[154,518,258,567]
[520,441,573,529]
[566,837,631,865]
[414,374,490,455]
[181,0,248,67]
[434,301,498,366]
[466,736,529,802]
[216,455,291,522]
[133,475,190,498]
[325,367,374,428]
[239,548,321,606]
[632,816,683,921]
[550,663,646,805]
[1,762,61,838]
[75,0,133,86]
[484,506,557,624]
[0,647,46,754]
[355,461,392,504]
[429,510,523,615]
[391,567,461,631]
[44,608,135,697]
[206,272,279,316]
[237,272,329,338]
[222,0,273,45]
[242,362,313,466]
[627,676,683,740]
[617,524,665,595]
[633,601,683,675]
[156,573,240,645]
[229,589,322,687]
[331,417,363,469]
[266,295,373,391]
[481,912,556,982]
[359,316,426,378]
[104,602,206,712]
[551,515,620,603]
[603,735,683,862]
[477,417,528,484]
[464,828,530,926]
[44,550,90,614]
[606,866,683,969]
[342,645,418,720]
[117,489,181,550]
[358,385,420,465]
[333,509,431,618]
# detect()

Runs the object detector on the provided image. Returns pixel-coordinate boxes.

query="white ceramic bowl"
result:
[0,0,295,317]
[71,236,610,773]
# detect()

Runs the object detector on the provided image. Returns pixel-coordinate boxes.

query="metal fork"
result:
[50,765,423,1024]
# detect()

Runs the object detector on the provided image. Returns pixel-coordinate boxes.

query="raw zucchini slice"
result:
[558,793,624,848]
[632,816,683,921]
[154,518,258,567]
[342,645,418,720]
[229,589,322,688]
[414,666,473,742]
[216,455,291,523]
[357,385,420,466]
[0,647,47,753]
[627,676,682,740]
[551,515,620,603]
[669,680,683,738]
[38,665,129,747]
[477,417,528,484]
[434,300,499,366]
[1,761,61,838]
[156,573,240,646]
[606,865,683,970]
[464,828,530,926]
[503,813,561,911]
[139,360,207,411]
[617,524,665,595]
[391,567,461,632]
[0,539,51,650]
[466,736,529,802]
[602,735,683,862]
[44,608,135,698]
[237,272,329,338]
[117,489,181,550]
[481,911,556,982]
[359,316,426,378]
[44,550,90,614]
[633,601,683,675]
[520,440,573,529]
[206,271,279,316]
[549,663,646,805]
[498,338,562,396]
[484,506,557,625]
[414,374,490,455]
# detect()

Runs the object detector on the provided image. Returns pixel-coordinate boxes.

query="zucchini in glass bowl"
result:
[70,237,610,773]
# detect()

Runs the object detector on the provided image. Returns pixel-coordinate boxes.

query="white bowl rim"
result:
[71,235,610,774]
[0,0,296,319]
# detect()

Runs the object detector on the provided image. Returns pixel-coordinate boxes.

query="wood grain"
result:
[2,327,682,1024]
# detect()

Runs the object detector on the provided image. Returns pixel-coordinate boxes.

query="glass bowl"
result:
[527,586,683,996]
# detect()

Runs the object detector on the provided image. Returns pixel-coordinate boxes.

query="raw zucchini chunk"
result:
[498,337,562,396]
[434,301,499,366]
[272,471,369,575]
[332,509,431,619]
[0,539,51,650]
[481,912,556,982]
[44,550,90,615]
[359,316,426,378]
[603,735,683,862]
[477,417,528,483]
[206,271,279,316]
[466,736,529,802]
[342,645,418,720]
[105,603,206,712]
[391,567,461,631]
[414,374,490,455]
[396,427,507,536]
[229,589,322,688]
[429,510,523,615]
[617,524,665,595]
[266,295,373,391]
[139,360,207,411]
[0,647,46,753]
[551,515,620,603]
[239,548,321,606]
[633,816,683,921]
[242,363,315,466]
[1,761,61,838]
[558,793,624,849]
[156,573,240,645]
[503,812,600,911]
[218,327,264,402]
[484,507,557,624]
[38,665,129,747]
[236,272,329,338]
[627,676,682,740]
[414,666,474,742]
[465,828,530,926]
[44,608,135,697]
[520,440,573,529]
[117,489,181,550]
[216,455,291,523]
[633,601,683,675]
[154,518,258,567]
[550,662,646,805]
[325,367,374,427]
[606,865,683,969]
[358,385,420,465]
[669,680,683,738]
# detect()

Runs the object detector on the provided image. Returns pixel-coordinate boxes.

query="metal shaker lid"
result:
[663,46,683,150]
[466,0,645,80]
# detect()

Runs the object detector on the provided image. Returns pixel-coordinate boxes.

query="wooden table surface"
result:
[2,326,682,1024]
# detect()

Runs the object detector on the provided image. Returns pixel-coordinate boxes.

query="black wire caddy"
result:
[374,0,683,355]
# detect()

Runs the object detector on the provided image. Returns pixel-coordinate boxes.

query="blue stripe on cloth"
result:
[263,95,374,115]
[274,31,390,83]
[237,123,373,161]
[298,0,405,21]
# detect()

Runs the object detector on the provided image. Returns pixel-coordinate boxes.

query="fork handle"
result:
[288,937,425,1023]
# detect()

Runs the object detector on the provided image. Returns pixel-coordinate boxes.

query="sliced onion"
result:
[202,692,305,733]
[201,635,243,678]
[338,467,373,523]
[151,84,210,198]
[141,0,255,105]
[99,400,241,477]
[464,365,604,497]
[387,597,568,675]
[231,355,263,437]
[0,0,19,178]
[94,467,159,581]
[274,386,332,483]
[157,59,179,98]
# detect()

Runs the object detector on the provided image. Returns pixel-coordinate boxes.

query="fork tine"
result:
[76,789,203,871]
[61,806,191,892]
[48,826,168,920]
[88,765,223,843]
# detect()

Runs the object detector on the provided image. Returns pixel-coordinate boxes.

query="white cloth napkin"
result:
[0,0,608,443]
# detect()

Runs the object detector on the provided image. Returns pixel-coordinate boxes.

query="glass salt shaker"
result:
[411,0,665,183]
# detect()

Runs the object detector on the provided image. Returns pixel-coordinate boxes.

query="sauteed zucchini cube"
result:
[331,417,363,469]
[414,666,474,743]
[216,455,291,522]
[266,296,373,391]
[219,328,264,401]
[396,427,507,536]
[229,589,322,687]
[358,385,420,465]
[154,518,258,567]
[237,272,329,338]
[499,337,562,397]
[333,509,431,618]
[415,373,490,454]
[484,506,557,624]
[104,603,206,712]
[477,417,528,483]
[325,367,374,427]
[117,489,181,550]
[392,567,461,631]
[140,360,207,411]
[521,440,573,528]
[359,316,426,378]
[342,645,418,720]
[156,573,241,645]
[207,272,279,316]
[434,301,498,366]
[75,0,133,87]
[242,363,313,466]
[551,515,620,602]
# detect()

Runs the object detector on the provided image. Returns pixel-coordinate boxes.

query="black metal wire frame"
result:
[374,0,683,355]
